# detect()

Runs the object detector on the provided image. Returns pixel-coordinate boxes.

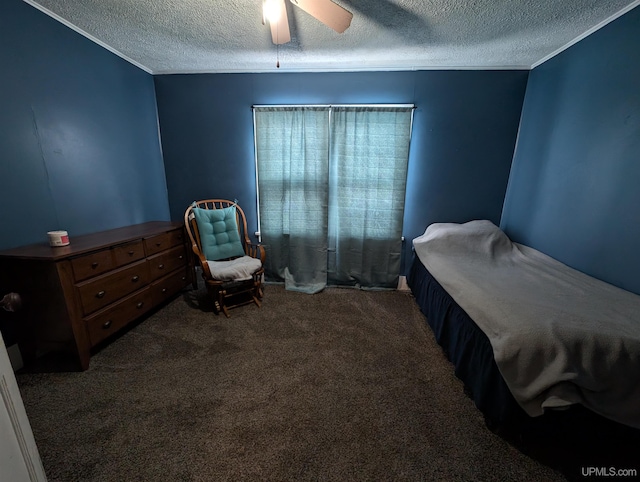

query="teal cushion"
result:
[193,206,245,261]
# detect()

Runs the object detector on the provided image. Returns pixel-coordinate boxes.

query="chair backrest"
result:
[184,199,252,261]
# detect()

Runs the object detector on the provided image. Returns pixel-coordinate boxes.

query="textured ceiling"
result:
[24,0,640,74]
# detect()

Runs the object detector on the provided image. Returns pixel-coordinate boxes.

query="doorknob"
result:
[1,292,22,312]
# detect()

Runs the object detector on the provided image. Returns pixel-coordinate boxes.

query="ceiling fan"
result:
[262,0,353,45]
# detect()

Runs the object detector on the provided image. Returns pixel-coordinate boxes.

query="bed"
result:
[407,220,640,431]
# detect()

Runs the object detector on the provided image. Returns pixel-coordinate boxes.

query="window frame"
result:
[252,104,415,242]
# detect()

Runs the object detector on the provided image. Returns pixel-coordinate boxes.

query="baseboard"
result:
[397,276,410,291]
[7,344,24,372]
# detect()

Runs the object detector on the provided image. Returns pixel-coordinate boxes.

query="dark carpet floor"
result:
[16,283,572,481]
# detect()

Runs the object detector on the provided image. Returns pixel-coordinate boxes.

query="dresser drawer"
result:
[113,240,145,267]
[147,245,187,281]
[71,249,114,282]
[152,267,190,305]
[77,260,151,315]
[85,287,154,346]
[144,228,184,256]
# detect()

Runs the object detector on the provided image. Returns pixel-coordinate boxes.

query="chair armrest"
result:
[191,243,213,279]
[245,243,266,264]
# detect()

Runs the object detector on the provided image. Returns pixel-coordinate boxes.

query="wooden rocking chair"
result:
[184,199,265,317]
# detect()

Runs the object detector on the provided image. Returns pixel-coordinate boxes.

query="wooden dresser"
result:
[0,221,192,370]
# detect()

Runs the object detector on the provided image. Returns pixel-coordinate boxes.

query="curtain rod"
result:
[252,104,415,109]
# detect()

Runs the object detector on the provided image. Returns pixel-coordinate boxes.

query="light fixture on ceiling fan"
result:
[263,0,353,45]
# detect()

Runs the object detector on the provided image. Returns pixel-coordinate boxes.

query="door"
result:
[0,333,47,481]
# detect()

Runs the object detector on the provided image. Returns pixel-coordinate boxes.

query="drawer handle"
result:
[136,301,144,309]
[102,320,112,329]
[181,276,186,281]
[158,264,165,270]
[162,288,167,293]
[128,250,135,256]
[179,255,184,260]
[96,290,106,298]
[156,242,162,247]
[131,275,140,283]
[91,262,99,268]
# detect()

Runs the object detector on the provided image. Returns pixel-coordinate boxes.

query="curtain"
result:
[254,105,412,293]
[328,107,412,288]
[255,107,329,293]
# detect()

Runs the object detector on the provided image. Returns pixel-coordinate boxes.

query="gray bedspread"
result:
[413,220,640,428]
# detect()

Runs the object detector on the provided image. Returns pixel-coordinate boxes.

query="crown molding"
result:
[22,0,153,74]
[531,1,640,69]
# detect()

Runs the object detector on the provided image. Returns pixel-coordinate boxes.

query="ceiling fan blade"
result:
[290,0,353,34]
[267,0,291,44]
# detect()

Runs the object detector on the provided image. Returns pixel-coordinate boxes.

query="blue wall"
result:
[155,70,528,272]
[0,0,169,250]
[501,6,640,294]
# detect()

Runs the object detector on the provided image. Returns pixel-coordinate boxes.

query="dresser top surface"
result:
[0,221,183,261]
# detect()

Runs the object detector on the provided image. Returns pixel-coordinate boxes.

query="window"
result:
[254,105,413,293]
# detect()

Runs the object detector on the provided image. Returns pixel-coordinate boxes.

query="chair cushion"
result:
[193,206,245,261]
[207,256,262,281]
